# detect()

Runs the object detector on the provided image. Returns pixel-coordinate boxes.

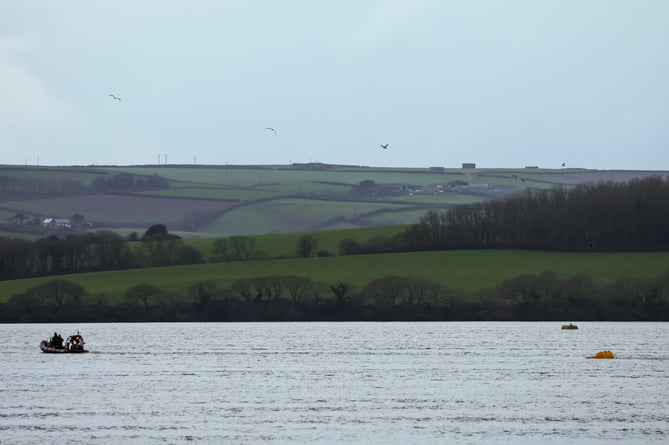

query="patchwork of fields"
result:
[1,164,667,238]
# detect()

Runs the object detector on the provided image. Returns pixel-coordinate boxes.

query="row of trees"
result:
[404,177,669,251]
[0,231,129,279]
[0,175,85,195]
[3,270,668,322]
[0,226,327,280]
[0,225,204,280]
[0,172,168,197]
[210,234,322,262]
[336,176,669,255]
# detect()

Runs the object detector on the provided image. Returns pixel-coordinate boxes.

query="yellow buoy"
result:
[593,351,615,359]
[561,323,578,330]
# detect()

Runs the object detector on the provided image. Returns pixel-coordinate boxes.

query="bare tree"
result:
[140,224,183,266]
[34,279,85,308]
[188,281,218,307]
[330,281,354,305]
[212,236,260,261]
[284,276,317,303]
[295,234,318,258]
[255,276,284,301]
[124,283,163,310]
[230,278,259,302]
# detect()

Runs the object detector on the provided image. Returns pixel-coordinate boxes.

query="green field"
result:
[2,250,668,304]
[105,166,468,187]
[139,187,283,201]
[3,164,667,239]
[397,193,486,205]
[0,165,110,184]
[204,198,414,235]
[366,210,426,226]
[185,225,410,259]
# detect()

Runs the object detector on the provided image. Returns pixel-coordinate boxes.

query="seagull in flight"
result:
[380,143,389,149]
[109,94,121,102]
[561,162,566,167]
[265,127,277,135]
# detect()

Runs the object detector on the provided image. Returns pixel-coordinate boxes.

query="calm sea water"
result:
[0,322,666,444]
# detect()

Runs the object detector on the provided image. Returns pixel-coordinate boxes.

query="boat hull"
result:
[39,340,88,353]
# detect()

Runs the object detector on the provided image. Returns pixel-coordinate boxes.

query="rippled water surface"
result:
[1,322,666,444]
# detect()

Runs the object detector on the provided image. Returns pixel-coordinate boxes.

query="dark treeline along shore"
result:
[1,176,669,322]
[3,270,668,323]
[405,177,669,252]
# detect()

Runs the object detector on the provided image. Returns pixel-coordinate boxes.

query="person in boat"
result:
[50,332,63,349]
[67,334,83,351]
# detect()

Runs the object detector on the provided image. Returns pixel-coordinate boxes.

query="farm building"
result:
[42,218,72,229]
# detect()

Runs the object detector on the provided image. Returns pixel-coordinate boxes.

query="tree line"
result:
[0,226,325,281]
[0,172,169,197]
[2,270,668,322]
[340,176,669,254]
[0,225,203,280]
[2,177,668,280]
[3,175,669,322]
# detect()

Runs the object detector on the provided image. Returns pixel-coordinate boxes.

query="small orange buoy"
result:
[593,351,615,359]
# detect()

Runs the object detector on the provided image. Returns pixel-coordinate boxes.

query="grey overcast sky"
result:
[1,1,668,169]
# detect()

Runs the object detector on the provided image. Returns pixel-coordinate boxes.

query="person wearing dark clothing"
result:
[51,332,63,349]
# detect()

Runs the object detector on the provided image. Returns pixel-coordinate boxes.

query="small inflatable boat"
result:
[40,333,89,353]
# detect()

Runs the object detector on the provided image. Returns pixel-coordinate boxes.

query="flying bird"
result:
[380,143,389,149]
[562,162,566,167]
[109,94,121,102]
[265,127,277,135]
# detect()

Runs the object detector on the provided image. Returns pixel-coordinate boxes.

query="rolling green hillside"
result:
[2,164,667,239]
[185,225,409,259]
[2,250,668,304]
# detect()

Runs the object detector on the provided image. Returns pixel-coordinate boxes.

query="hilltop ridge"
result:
[1,164,667,239]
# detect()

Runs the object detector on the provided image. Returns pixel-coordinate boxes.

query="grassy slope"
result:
[2,250,668,304]
[3,165,668,240]
[0,166,109,184]
[1,165,484,235]
[105,166,467,187]
[185,225,410,259]
[204,198,413,235]
[4,165,668,309]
